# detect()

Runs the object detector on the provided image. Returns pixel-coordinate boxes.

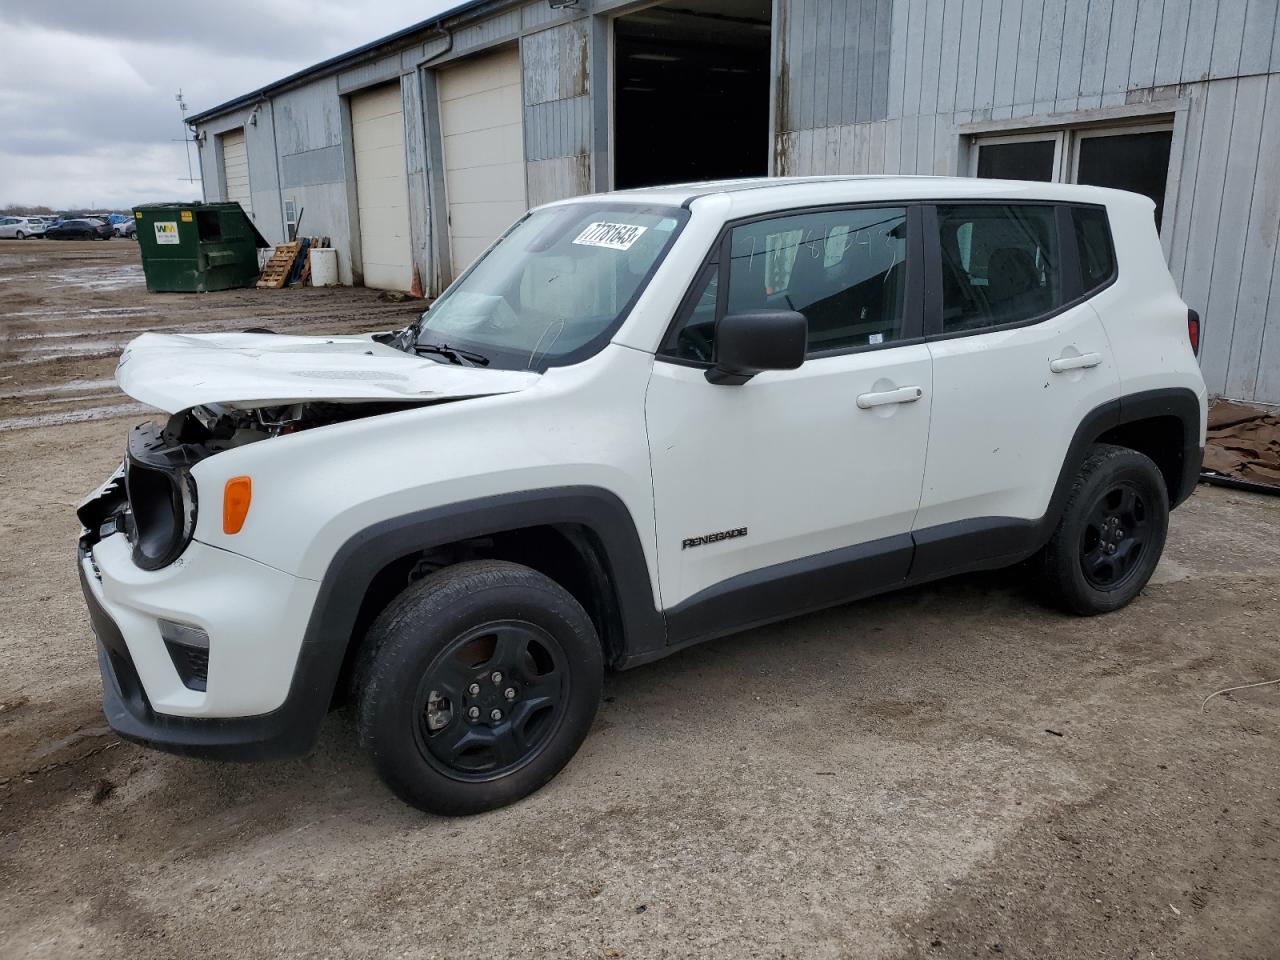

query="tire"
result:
[1037,443,1169,615]
[15,231,24,240]
[356,560,603,815]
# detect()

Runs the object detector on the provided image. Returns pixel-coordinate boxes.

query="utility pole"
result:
[175,89,195,183]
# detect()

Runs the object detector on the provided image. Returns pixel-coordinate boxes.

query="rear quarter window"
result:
[1072,206,1116,294]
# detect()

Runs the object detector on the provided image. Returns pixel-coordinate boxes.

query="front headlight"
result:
[125,423,199,571]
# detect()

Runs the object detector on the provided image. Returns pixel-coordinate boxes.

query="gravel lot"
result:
[2,240,1279,960]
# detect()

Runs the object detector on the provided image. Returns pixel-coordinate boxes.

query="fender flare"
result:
[276,487,666,751]
[910,387,1203,583]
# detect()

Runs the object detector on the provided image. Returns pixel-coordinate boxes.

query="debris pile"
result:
[257,236,331,289]
[1202,400,1280,490]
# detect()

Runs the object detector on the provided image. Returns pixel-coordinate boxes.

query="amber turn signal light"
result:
[223,476,252,534]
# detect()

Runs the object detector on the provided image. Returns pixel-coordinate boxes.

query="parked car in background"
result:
[76,176,1207,815]
[45,218,114,240]
[114,217,137,239]
[0,216,47,239]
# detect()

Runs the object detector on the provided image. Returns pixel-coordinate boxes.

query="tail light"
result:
[1187,309,1201,356]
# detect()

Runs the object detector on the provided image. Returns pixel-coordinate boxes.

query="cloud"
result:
[0,0,457,209]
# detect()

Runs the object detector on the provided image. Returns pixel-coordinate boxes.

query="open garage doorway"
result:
[613,0,771,190]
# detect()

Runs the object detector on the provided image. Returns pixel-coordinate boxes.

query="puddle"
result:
[10,264,144,292]
[0,378,116,399]
[0,306,151,322]
[8,330,135,342]
[10,338,125,356]
[0,402,151,432]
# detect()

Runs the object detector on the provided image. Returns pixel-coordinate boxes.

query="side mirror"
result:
[706,310,807,385]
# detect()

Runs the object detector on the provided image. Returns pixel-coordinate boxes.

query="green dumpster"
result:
[133,202,269,293]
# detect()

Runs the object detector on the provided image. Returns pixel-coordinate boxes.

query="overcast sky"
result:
[0,0,458,211]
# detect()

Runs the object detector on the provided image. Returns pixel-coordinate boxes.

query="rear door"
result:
[913,201,1120,575]
[646,204,933,638]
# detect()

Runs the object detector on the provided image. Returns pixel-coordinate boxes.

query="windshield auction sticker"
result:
[154,221,179,245]
[572,222,648,250]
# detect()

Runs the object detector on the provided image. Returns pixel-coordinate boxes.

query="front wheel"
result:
[15,231,24,240]
[356,560,603,815]
[1037,444,1169,615]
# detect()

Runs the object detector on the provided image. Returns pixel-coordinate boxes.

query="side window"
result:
[935,204,1063,333]
[666,266,720,362]
[1072,206,1115,293]
[728,207,908,355]
[663,207,909,362]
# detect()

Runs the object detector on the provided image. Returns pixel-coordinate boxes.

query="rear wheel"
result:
[1037,444,1169,615]
[15,231,24,240]
[356,560,603,815]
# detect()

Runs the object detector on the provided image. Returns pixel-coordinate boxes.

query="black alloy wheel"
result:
[413,620,569,781]
[357,560,603,815]
[1037,443,1169,615]
[1079,482,1150,589]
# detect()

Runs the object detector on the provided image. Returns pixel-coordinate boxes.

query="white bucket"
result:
[310,247,339,287]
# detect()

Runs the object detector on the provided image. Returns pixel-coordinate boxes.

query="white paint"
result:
[90,176,1207,719]
[115,331,539,412]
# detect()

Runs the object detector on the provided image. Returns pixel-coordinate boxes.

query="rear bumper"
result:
[78,537,326,761]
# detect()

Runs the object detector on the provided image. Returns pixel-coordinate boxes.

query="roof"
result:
[186,0,487,125]
[542,175,1144,211]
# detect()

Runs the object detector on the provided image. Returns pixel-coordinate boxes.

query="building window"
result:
[971,121,1173,231]
[284,199,298,241]
[973,132,1065,182]
[1072,127,1174,230]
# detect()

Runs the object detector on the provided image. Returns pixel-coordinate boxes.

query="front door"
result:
[645,205,934,641]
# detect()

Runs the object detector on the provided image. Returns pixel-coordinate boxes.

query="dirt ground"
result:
[2,239,1279,960]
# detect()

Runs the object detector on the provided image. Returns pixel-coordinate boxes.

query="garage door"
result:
[351,82,413,291]
[220,129,252,217]
[438,47,527,272]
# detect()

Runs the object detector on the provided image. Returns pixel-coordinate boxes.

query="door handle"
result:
[856,385,924,409]
[1049,352,1102,373]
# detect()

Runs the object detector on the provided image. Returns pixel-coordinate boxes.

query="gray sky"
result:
[0,0,457,210]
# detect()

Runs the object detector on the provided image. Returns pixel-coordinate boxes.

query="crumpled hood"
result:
[115,331,540,412]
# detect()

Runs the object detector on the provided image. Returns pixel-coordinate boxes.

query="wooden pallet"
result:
[256,241,301,289]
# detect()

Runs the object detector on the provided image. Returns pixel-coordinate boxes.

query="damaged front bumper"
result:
[78,479,327,761]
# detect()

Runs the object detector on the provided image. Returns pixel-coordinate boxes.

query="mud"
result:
[0,239,426,431]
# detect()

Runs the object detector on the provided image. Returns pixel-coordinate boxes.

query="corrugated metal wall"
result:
[521,18,593,207]
[271,78,359,284]
[192,0,1280,399]
[775,0,892,174]
[778,0,1280,404]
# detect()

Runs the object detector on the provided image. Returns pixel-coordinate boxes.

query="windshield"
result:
[414,202,688,370]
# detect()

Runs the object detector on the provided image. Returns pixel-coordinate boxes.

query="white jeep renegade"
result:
[78,177,1207,814]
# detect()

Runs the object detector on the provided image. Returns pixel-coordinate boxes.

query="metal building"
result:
[188,0,1280,406]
